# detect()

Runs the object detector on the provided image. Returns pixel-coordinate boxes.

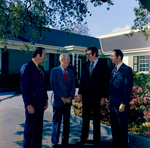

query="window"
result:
[41,53,49,71]
[139,56,149,72]
[133,55,150,73]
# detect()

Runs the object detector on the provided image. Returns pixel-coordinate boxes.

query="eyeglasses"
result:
[86,53,92,56]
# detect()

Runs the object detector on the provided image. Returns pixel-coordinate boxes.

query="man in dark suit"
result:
[76,46,109,147]
[50,53,75,148]
[105,49,133,148]
[20,47,48,148]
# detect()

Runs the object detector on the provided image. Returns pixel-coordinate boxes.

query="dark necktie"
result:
[64,69,68,83]
[113,66,117,77]
[38,65,44,78]
[89,61,94,76]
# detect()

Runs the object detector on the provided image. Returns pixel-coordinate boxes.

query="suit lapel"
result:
[58,66,66,83]
[111,63,125,81]
[90,59,100,77]
[86,62,90,78]
[31,61,43,79]
[67,68,71,85]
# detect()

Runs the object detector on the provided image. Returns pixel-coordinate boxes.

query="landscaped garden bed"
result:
[72,73,150,139]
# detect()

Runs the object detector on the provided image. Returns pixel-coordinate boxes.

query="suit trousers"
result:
[51,104,71,144]
[81,100,101,142]
[23,107,44,148]
[110,104,129,148]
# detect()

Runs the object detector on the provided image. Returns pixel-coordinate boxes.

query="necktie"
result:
[64,69,68,83]
[89,61,94,76]
[113,66,117,77]
[38,65,44,78]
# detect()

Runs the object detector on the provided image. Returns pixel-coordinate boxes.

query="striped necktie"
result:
[113,66,117,77]
[38,65,44,78]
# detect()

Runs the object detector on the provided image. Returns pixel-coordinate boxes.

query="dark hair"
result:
[86,46,98,57]
[32,47,45,58]
[113,49,124,60]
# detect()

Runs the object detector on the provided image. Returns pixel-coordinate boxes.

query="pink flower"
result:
[143,99,147,104]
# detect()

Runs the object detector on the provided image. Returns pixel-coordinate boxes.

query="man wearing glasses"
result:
[76,46,109,147]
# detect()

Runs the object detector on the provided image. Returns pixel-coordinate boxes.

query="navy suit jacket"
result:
[20,60,48,108]
[50,66,75,107]
[109,63,133,108]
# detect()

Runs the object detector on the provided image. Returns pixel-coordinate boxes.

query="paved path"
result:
[0,91,149,148]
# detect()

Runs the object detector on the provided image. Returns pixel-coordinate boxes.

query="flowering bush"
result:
[72,95,83,117]
[72,85,150,125]
[100,102,110,124]
[129,86,150,124]
[133,72,150,96]
[72,95,110,122]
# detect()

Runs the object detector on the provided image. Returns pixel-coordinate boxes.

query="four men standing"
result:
[20,46,133,148]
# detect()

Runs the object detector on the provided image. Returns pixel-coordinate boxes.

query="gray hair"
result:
[59,53,69,62]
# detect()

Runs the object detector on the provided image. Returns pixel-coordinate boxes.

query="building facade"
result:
[0,28,149,90]
[0,28,103,89]
[96,29,150,73]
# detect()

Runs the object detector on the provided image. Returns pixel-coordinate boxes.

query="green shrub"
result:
[133,72,150,96]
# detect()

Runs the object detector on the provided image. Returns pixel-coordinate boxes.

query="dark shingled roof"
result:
[14,28,101,49]
[100,32,150,52]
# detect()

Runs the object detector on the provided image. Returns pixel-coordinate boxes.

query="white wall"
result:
[123,56,133,69]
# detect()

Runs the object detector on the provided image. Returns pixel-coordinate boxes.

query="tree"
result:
[0,0,150,51]
[0,0,114,50]
[54,23,91,36]
[126,0,150,40]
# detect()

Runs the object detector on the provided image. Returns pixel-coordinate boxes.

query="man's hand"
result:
[119,104,126,112]
[66,98,71,103]
[44,102,48,110]
[27,105,35,114]
[77,94,82,102]
[100,98,106,106]
[66,96,72,103]
[105,99,109,109]
[61,97,67,104]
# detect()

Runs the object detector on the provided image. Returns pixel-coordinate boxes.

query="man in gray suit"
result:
[50,54,75,148]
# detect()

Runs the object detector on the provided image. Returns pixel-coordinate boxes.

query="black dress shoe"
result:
[62,142,70,148]
[105,143,116,148]
[52,143,58,148]
[76,139,87,145]
[95,141,101,147]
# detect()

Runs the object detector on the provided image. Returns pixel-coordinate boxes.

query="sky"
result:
[85,0,139,36]
[45,0,139,37]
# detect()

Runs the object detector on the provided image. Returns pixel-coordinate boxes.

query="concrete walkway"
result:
[0,91,150,148]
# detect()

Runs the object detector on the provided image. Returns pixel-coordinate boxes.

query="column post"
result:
[76,54,78,79]
[72,53,75,66]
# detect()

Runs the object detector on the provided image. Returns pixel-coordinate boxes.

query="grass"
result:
[101,121,150,139]
[128,122,150,138]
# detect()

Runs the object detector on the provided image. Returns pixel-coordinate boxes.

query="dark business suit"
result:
[20,60,48,148]
[50,66,75,144]
[79,59,109,143]
[109,63,133,148]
